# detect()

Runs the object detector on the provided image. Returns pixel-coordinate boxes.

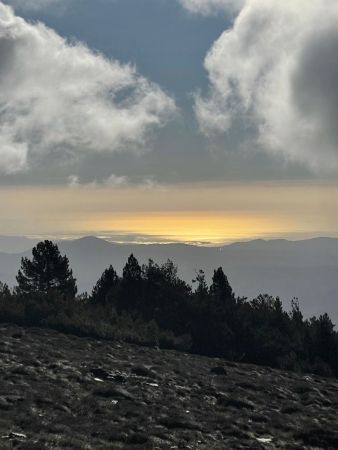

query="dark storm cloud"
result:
[293,27,338,152]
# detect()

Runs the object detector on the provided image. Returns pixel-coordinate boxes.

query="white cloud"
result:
[0,2,176,174]
[179,0,244,16]
[67,173,159,190]
[105,174,129,187]
[67,175,80,188]
[196,0,338,172]
[67,175,98,189]
[0,132,27,174]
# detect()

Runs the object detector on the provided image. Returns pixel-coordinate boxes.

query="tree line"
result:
[1,240,338,377]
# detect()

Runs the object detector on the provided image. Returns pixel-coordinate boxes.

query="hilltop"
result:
[1,325,338,449]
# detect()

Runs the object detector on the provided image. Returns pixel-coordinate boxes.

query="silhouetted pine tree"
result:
[117,254,143,312]
[16,240,77,298]
[91,265,119,305]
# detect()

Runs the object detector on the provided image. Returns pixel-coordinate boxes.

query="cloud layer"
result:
[196,0,338,171]
[179,0,244,16]
[0,2,175,174]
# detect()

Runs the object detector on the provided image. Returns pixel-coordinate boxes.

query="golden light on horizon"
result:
[0,181,338,244]
[85,211,292,244]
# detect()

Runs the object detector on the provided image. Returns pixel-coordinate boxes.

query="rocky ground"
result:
[0,325,338,449]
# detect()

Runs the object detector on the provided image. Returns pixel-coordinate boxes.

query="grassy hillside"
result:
[0,325,338,449]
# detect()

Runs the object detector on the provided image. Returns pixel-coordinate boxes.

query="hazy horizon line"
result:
[2,232,338,248]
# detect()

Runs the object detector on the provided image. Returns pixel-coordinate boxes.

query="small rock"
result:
[303,376,313,382]
[110,373,127,383]
[12,332,24,339]
[257,437,272,443]
[91,368,110,379]
[2,432,27,440]
[131,365,156,379]
[90,367,127,383]
[93,377,104,383]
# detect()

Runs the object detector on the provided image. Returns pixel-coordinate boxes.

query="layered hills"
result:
[0,236,338,322]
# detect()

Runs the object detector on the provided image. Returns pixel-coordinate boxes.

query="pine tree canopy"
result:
[16,240,77,298]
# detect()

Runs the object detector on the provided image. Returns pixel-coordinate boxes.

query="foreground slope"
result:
[0,325,338,449]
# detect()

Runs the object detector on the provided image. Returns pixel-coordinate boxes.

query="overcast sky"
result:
[1,0,338,243]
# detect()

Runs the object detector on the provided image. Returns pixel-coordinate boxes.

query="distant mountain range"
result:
[0,236,39,254]
[0,235,337,324]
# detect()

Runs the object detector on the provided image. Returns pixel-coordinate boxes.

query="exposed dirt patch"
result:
[0,324,338,449]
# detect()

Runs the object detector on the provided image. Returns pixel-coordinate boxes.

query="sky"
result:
[1,0,338,244]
